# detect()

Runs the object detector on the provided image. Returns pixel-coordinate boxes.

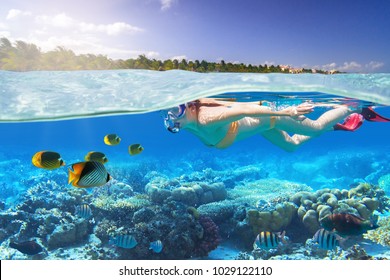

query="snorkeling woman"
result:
[162,98,389,152]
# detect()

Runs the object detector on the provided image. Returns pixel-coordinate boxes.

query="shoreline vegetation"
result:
[0,37,339,74]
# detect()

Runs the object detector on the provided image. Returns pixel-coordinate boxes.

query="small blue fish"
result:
[109,235,137,249]
[149,240,163,253]
[312,229,340,250]
[253,231,285,250]
[75,204,92,219]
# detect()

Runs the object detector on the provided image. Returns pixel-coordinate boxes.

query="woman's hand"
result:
[295,102,315,115]
[283,102,314,117]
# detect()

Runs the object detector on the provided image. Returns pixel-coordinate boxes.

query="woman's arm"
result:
[198,102,314,126]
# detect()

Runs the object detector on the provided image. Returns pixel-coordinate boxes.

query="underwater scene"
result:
[1,70,390,260]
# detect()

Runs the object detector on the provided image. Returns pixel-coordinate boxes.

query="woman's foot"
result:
[333,113,364,131]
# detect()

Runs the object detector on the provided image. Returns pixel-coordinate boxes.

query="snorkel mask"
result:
[162,104,186,133]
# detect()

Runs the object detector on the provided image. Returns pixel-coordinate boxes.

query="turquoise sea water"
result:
[1,70,390,260]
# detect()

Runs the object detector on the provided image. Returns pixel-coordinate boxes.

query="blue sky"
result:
[0,0,389,72]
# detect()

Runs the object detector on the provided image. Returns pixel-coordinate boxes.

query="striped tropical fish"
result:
[74,204,93,219]
[68,161,110,188]
[32,151,65,170]
[84,151,108,164]
[253,231,285,250]
[128,144,144,156]
[104,134,121,145]
[312,228,340,250]
[109,235,138,249]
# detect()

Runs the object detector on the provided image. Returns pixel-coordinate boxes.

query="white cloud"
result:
[366,61,384,70]
[0,9,154,59]
[171,55,187,61]
[79,21,142,36]
[35,13,76,28]
[321,61,362,72]
[321,61,384,72]
[98,22,143,36]
[322,62,337,70]
[6,9,32,20]
[161,0,177,11]
[0,22,8,29]
[0,31,11,38]
[338,61,362,72]
[263,60,275,66]
[33,13,143,36]
[27,35,159,59]
[145,51,160,58]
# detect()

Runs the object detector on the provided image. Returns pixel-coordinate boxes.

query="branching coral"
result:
[93,195,150,213]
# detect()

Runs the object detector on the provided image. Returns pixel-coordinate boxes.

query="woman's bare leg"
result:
[275,106,354,136]
[261,128,312,152]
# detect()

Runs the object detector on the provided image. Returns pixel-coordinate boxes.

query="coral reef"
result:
[193,216,221,257]
[378,174,390,195]
[219,181,390,251]
[246,202,297,233]
[251,239,295,260]
[247,239,386,260]
[47,219,89,250]
[145,180,227,206]
[290,183,390,234]
[197,201,237,223]
[0,179,96,257]
[177,165,268,189]
[229,179,312,207]
[0,172,227,260]
[93,202,218,259]
[1,148,389,261]
[328,244,387,260]
[109,161,160,193]
[195,179,310,246]
[92,194,150,221]
[363,216,390,247]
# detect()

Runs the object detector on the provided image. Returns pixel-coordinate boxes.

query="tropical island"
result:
[0,37,337,74]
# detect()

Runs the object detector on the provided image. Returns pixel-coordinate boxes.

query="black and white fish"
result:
[253,231,286,250]
[312,228,340,250]
[109,235,137,249]
[75,204,93,219]
[68,161,110,188]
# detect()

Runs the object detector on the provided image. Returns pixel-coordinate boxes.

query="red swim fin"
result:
[361,107,390,122]
[334,113,364,131]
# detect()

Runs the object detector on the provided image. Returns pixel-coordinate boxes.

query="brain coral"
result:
[289,183,389,234]
[247,202,297,233]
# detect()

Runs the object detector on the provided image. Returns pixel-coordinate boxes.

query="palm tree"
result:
[41,47,78,70]
[0,40,42,71]
[0,37,15,69]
